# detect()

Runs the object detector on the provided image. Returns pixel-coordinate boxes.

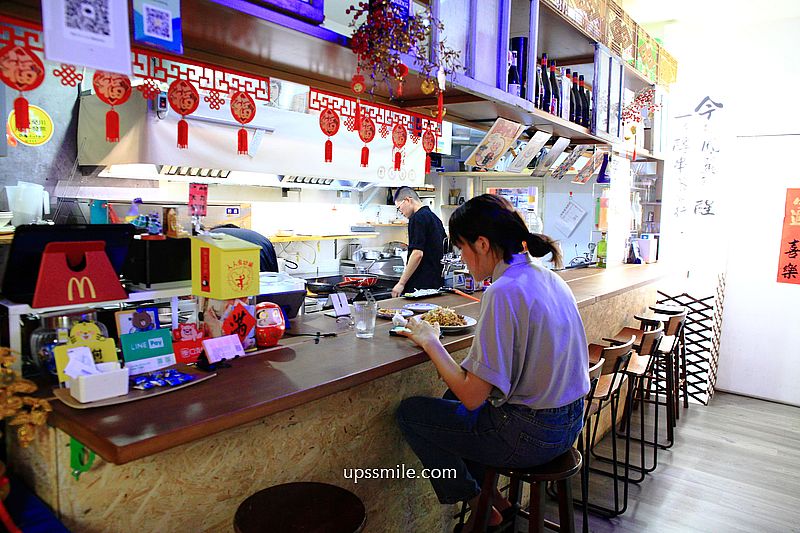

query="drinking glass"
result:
[353,300,377,339]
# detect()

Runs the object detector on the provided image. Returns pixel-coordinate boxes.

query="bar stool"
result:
[582,337,634,517]
[649,304,689,411]
[472,449,583,533]
[599,325,664,479]
[578,358,605,533]
[234,482,366,533]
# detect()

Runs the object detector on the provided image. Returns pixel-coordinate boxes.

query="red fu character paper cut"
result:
[422,129,437,174]
[391,123,407,170]
[92,71,132,142]
[0,44,46,132]
[168,79,200,149]
[358,116,376,167]
[230,91,256,155]
[319,107,340,163]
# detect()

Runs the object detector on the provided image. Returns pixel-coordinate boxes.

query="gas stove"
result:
[304,275,396,311]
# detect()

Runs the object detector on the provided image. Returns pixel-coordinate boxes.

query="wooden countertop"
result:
[48,263,671,464]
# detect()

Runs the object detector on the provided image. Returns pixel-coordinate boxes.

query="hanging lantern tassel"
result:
[238,127,248,155]
[177,118,189,149]
[354,99,362,131]
[14,96,30,132]
[394,150,401,171]
[437,90,444,122]
[105,107,120,143]
[325,139,333,162]
[361,146,369,167]
[425,153,431,173]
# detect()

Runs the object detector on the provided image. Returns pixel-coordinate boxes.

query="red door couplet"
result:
[32,241,127,308]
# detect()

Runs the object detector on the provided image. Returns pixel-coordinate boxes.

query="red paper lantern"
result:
[168,79,200,149]
[0,44,45,132]
[422,129,437,174]
[319,107,340,163]
[358,116,376,167]
[92,71,132,143]
[391,123,407,170]
[230,91,256,155]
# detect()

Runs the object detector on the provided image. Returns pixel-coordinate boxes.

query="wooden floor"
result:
[525,392,800,533]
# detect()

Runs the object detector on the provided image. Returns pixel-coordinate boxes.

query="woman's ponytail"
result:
[526,232,563,269]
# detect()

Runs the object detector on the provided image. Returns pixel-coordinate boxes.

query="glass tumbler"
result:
[353,300,377,339]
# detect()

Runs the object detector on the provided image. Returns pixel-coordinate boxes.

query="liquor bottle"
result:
[539,54,551,111]
[561,68,572,120]
[579,75,590,128]
[549,60,560,115]
[571,72,581,124]
[596,232,607,268]
[534,63,542,108]
[507,51,522,98]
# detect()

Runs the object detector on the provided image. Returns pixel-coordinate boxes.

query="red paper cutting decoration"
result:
[391,123,407,170]
[92,71,132,142]
[319,107,340,163]
[358,116,376,167]
[0,44,46,132]
[167,79,200,149]
[230,91,256,155]
[422,129,437,174]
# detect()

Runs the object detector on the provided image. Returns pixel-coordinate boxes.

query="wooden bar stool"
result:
[473,449,583,533]
[582,337,634,517]
[234,482,366,533]
[649,304,690,411]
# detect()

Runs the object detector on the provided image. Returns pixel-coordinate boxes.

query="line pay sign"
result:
[120,328,176,375]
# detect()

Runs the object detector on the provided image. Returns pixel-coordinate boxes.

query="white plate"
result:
[434,315,477,334]
[403,302,441,313]
[377,308,414,320]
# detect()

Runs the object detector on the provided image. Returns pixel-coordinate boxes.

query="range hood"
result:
[78,91,427,191]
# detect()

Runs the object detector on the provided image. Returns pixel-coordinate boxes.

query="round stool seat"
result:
[499,448,583,482]
[234,482,366,533]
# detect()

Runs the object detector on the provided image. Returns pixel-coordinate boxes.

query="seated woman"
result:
[396,194,590,532]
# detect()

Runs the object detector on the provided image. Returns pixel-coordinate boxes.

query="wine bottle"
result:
[539,54,551,111]
[507,51,522,98]
[534,63,542,108]
[549,60,560,115]
[579,75,590,128]
[571,71,581,124]
[562,68,572,120]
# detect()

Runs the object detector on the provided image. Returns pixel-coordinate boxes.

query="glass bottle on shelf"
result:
[507,51,522,98]
[596,232,607,268]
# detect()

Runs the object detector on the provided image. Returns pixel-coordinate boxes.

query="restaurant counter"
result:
[8,263,674,533]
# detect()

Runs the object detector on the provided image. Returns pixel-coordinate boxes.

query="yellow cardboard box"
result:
[191,234,260,300]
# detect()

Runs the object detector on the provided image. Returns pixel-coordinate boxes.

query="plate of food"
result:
[377,308,414,320]
[403,288,443,299]
[418,307,477,334]
[403,302,441,314]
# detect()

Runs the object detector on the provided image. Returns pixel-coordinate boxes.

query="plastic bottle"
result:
[596,232,607,269]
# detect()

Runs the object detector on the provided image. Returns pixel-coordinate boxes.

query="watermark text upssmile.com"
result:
[343,464,456,484]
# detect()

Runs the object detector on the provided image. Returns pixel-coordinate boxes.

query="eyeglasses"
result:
[395,197,408,213]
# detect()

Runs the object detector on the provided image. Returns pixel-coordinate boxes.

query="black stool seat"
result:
[234,482,366,533]
[500,449,583,481]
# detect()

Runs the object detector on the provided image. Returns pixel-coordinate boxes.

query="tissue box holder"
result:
[68,365,130,403]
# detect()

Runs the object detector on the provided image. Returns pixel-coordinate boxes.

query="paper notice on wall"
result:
[464,118,525,170]
[777,189,800,285]
[573,151,607,184]
[532,137,570,177]
[555,200,587,237]
[506,131,551,173]
[551,145,590,180]
[189,182,208,217]
[42,0,132,75]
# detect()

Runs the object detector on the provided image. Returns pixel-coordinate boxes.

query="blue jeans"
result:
[396,390,584,504]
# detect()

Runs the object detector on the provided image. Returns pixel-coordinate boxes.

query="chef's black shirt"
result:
[406,206,446,291]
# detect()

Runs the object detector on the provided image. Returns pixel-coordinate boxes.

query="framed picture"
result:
[115,307,161,337]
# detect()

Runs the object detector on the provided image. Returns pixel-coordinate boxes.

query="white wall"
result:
[625,2,800,405]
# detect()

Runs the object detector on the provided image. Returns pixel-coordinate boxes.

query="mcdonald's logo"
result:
[67,277,97,301]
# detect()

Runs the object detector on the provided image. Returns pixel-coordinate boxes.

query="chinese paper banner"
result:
[777,188,800,285]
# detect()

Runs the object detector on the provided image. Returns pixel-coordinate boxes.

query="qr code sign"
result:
[143,3,173,41]
[64,0,111,36]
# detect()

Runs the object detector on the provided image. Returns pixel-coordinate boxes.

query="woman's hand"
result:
[398,316,441,351]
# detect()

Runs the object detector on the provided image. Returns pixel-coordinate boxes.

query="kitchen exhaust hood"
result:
[79,90,427,191]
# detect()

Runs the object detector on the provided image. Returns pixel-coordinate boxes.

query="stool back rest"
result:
[638,324,664,357]
[600,336,635,375]
[664,309,688,337]
[583,358,604,426]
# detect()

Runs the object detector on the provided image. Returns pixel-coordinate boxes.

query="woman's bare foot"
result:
[491,487,512,513]
[461,493,504,532]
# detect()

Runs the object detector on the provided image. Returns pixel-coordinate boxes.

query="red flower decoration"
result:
[0,44,46,132]
[93,71,132,143]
